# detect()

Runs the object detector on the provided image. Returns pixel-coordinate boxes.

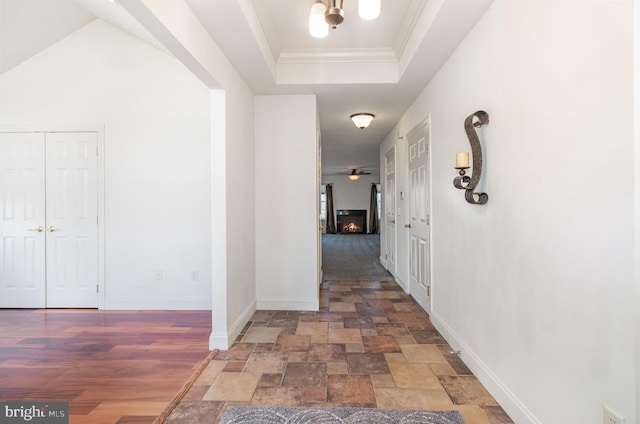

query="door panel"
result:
[45,132,98,308]
[384,149,396,274]
[407,120,431,313]
[0,133,46,307]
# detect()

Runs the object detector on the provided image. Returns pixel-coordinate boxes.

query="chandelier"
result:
[309,0,381,38]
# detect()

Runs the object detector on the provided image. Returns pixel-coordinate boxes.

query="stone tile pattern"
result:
[166,281,514,424]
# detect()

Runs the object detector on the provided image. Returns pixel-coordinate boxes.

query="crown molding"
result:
[278,47,397,64]
[249,0,282,59]
[393,0,429,59]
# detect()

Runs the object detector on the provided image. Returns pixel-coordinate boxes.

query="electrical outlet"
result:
[191,271,199,281]
[604,405,624,424]
[155,271,163,280]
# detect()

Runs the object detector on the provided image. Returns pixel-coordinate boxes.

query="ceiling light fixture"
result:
[309,0,381,38]
[350,113,375,129]
[348,174,361,181]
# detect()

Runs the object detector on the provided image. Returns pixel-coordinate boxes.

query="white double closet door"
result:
[0,132,98,308]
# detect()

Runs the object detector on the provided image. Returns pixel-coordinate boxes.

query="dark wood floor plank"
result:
[0,309,211,423]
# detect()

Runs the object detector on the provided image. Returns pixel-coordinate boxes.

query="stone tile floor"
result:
[165,281,514,424]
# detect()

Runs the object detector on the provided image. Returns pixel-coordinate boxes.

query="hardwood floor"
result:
[0,309,211,424]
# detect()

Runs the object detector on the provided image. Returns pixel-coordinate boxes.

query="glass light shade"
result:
[309,1,329,38]
[350,113,375,129]
[358,0,380,20]
[348,174,361,181]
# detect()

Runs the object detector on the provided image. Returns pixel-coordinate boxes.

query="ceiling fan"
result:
[344,168,371,181]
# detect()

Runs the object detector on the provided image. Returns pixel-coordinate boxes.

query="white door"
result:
[317,128,323,286]
[0,133,47,307]
[0,132,98,308]
[45,132,98,308]
[384,148,396,274]
[407,119,431,313]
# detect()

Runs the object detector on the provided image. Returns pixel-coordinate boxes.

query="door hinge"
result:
[427,286,430,297]
[96,216,99,225]
[96,284,99,293]
[427,215,430,225]
[96,146,98,156]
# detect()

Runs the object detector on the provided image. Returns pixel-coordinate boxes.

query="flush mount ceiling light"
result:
[309,0,381,38]
[350,113,375,129]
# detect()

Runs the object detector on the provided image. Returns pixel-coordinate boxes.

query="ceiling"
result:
[0,0,494,178]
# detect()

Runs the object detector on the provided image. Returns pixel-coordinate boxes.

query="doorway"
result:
[406,117,431,313]
[0,132,99,308]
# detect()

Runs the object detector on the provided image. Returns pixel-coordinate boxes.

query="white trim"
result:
[430,310,541,424]
[209,332,231,351]
[257,297,319,311]
[278,48,397,64]
[104,300,212,310]
[240,0,280,72]
[97,126,106,309]
[209,299,256,350]
[393,272,407,292]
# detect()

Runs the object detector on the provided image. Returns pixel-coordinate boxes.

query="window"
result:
[377,184,381,221]
[320,185,327,221]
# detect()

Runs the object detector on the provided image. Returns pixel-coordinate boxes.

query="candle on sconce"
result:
[455,151,470,169]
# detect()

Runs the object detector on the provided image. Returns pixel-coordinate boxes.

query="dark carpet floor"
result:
[322,234,394,281]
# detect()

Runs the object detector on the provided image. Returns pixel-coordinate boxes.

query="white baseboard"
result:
[430,310,541,424]
[103,299,211,310]
[209,300,256,350]
[257,297,319,311]
[209,332,231,350]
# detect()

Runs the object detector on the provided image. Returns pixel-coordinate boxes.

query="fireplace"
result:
[336,210,367,234]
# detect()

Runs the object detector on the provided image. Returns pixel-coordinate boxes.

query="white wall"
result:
[112,0,258,349]
[255,95,319,311]
[381,1,635,423]
[0,20,212,309]
[634,1,640,421]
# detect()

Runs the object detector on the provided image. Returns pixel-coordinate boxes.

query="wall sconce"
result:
[453,110,489,205]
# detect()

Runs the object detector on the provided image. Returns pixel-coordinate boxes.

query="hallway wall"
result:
[255,95,320,311]
[381,1,635,423]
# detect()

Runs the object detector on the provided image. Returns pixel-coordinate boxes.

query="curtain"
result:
[369,184,379,234]
[326,184,336,234]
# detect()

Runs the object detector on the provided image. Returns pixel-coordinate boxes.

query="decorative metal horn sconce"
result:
[453,110,489,205]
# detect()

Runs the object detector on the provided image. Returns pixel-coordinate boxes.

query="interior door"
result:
[384,148,396,274]
[0,133,47,308]
[45,132,98,308]
[317,126,323,286]
[407,119,431,313]
[0,131,98,308]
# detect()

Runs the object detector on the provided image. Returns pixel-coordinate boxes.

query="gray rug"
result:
[221,407,464,424]
[322,234,394,281]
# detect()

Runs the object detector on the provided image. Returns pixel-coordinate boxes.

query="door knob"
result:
[46,226,57,232]
[28,226,44,232]
[404,223,412,228]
